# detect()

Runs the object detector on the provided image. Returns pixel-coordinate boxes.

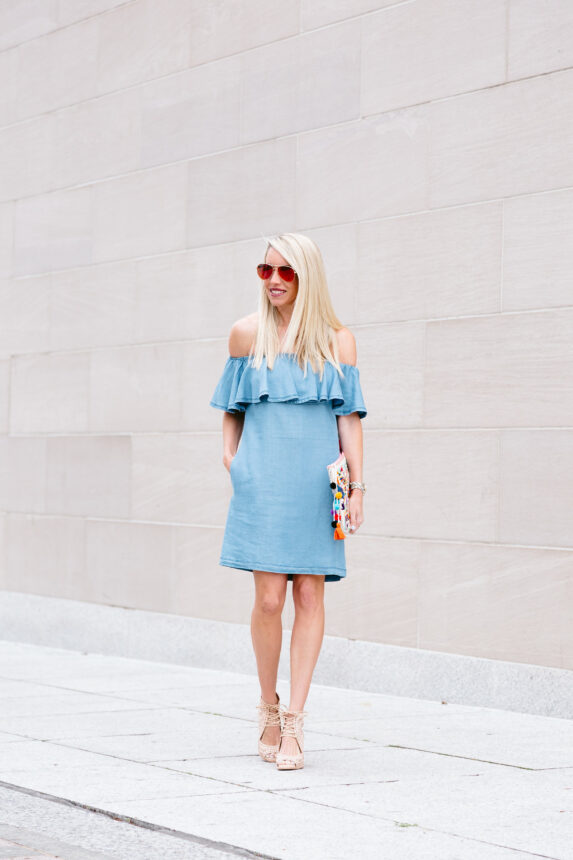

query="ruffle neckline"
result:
[210,353,367,418]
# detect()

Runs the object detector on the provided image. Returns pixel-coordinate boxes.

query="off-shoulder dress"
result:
[209,352,367,582]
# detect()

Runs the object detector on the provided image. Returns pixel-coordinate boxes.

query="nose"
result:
[269,268,286,286]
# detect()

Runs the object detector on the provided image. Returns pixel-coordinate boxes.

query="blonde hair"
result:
[249,232,346,380]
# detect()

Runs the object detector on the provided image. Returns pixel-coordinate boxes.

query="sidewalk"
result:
[0,640,571,860]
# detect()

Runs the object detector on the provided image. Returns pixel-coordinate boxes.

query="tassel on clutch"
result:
[327,451,351,540]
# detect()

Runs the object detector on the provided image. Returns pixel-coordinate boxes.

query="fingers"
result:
[349,499,364,534]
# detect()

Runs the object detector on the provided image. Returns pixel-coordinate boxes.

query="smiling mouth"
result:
[269,289,286,295]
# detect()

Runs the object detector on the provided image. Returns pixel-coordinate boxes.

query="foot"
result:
[276,708,306,770]
[260,693,281,747]
[277,734,300,759]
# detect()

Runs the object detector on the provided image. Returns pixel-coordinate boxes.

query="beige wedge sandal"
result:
[276,708,307,770]
[256,692,282,762]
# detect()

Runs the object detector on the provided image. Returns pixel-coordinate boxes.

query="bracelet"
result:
[350,481,366,494]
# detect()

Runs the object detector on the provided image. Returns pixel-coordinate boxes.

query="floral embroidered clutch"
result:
[327,451,351,540]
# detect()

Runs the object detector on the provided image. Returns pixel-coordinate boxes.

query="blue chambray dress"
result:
[209,352,367,582]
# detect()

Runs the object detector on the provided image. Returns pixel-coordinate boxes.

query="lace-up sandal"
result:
[256,692,282,762]
[276,708,307,770]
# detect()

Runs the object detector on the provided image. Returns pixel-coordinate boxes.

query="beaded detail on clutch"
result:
[327,451,350,540]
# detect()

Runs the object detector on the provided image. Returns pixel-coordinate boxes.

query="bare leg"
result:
[280,574,325,758]
[251,571,288,746]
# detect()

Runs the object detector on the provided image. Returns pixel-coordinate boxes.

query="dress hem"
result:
[219,556,346,582]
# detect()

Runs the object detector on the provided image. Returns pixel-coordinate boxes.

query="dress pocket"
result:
[230,451,239,479]
[229,439,243,482]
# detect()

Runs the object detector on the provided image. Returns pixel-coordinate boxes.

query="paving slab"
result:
[0,733,29,746]
[0,639,571,860]
[279,767,573,858]
[0,705,205,740]
[311,709,573,768]
[99,678,475,720]
[0,740,252,805]
[159,744,490,790]
[0,691,162,719]
[99,789,548,860]
[53,715,368,762]
[0,790,257,858]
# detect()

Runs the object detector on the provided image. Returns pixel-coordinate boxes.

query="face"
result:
[263,248,298,307]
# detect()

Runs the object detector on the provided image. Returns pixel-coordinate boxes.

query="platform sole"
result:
[276,758,304,770]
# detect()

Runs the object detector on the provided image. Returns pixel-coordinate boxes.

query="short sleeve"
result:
[332,365,367,419]
[209,356,248,413]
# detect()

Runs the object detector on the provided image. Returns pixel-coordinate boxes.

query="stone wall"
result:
[1,0,572,669]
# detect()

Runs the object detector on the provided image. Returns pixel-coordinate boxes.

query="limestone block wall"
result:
[0,0,572,670]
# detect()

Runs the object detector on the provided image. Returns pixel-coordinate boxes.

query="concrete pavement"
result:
[0,639,571,859]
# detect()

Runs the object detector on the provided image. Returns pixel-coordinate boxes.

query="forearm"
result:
[222,411,245,458]
[336,413,363,482]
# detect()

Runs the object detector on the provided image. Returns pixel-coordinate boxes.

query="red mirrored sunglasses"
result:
[256,263,297,283]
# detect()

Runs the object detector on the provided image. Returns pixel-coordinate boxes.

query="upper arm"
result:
[335,327,357,366]
[228,313,258,358]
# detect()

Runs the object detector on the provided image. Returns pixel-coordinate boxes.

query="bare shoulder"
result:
[335,326,357,366]
[228,312,258,357]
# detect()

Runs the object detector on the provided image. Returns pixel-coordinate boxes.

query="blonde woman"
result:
[210,233,367,770]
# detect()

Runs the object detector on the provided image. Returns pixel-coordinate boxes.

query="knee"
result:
[257,590,284,616]
[293,582,323,613]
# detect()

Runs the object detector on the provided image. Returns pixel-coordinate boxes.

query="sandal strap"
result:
[257,695,282,727]
[280,708,307,738]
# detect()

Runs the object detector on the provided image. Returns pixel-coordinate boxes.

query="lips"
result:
[270,289,286,295]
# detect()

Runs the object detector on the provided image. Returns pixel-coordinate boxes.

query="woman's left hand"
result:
[348,489,364,534]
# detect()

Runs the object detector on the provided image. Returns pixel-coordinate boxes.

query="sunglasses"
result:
[256,263,297,283]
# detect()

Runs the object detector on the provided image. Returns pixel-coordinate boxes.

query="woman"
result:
[210,233,367,770]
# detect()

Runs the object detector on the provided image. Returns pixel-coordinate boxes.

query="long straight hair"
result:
[250,232,346,380]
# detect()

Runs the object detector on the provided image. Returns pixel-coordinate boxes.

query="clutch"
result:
[327,451,351,540]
